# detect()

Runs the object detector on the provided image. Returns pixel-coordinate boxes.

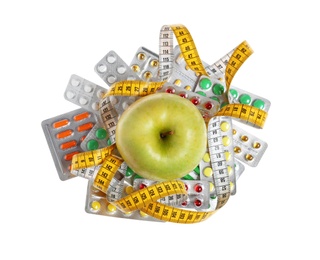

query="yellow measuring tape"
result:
[70,24,268,223]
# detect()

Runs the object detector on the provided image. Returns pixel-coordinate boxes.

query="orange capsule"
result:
[56,129,73,139]
[64,151,80,161]
[77,122,94,132]
[60,140,77,150]
[73,112,90,122]
[52,119,69,129]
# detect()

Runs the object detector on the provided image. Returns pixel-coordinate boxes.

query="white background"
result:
[1,1,319,259]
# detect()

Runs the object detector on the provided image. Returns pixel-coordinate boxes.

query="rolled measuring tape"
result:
[68,24,269,223]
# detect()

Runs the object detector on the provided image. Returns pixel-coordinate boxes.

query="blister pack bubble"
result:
[64,74,108,114]
[232,123,268,167]
[41,108,97,180]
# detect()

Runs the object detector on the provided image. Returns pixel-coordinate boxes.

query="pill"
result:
[131,65,140,72]
[53,119,69,129]
[107,55,116,63]
[150,59,158,67]
[203,152,210,163]
[140,211,148,217]
[117,66,126,74]
[73,112,90,121]
[87,139,99,150]
[84,84,93,93]
[253,142,261,149]
[194,199,202,207]
[107,204,117,212]
[174,79,182,86]
[212,83,224,95]
[239,94,251,104]
[137,53,145,60]
[125,186,134,194]
[222,136,231,146]
[241,135,249,142]
[234,146,242,153]
[199,77,212,90]
[252,99,265,109]
[66,91,75,99]
[64,151,80,161]
[194,184,203,193]
[60,140,77,150]
[196,91,206,96]
[245,154,254,161]
[107,75,116,84]
[224,151,231,161]
[91,201,101,211]
[79,97,88,105]
[220,121,230,132]
[71,78,80,87]
[203,167,213,177]
[143,71,152,79]
[56,129,73,139]
[209,182,214,192]
[227,165,233,175]
[229,89,238,98]
[77,122,94,132]
[97,64,107,73]
[95,128,107,139]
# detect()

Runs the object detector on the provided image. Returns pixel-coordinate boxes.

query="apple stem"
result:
[160,130,174,138]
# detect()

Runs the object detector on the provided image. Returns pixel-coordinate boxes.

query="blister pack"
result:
[64,74,108,114]
[41,108,97,180]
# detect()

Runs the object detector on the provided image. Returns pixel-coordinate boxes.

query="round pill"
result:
[212,83,225,95]
[229,89,238,99]
[232,129,237,135]
[227,165,233,175]
[107,204,117,212]
[91,102,99,111]
[91,201,101,211]
[125,186,134,194]
[84,84,93,93]
[191,97,200,105]
[194,199,202,207]
[245,154,254,161]
[184,85,192,91]
[107,55,116,63]
[222,136,231,146]
[199,77,212,90]
[203,152,210,163]
[174,79,181,86]
[220,121,230,132]
[137,52,145,60]
[193,165,200,175]
[71,78,80,87]
[209,182,214,192]
[253,142,261,149]
[115,66,125,74]
[97,64,107,73]
[97,89,106,99]
[194,184,203,193]
[203,167,213,177]
[230,182,234,192]
[253,99,265,109]
[107,139,112,146]
[126,166,134,177]
[224,151,231,161]
[239,94,252,104]
[131,64,140,72]
[241,135,249,142]
[87,139,99,150]
[107,75,116,84]
[150,59,158,67]
[79,97,88,105]
[143,71,152,79]
[95,128,107,139]
[234,146,241,153]
[66,91,75,99]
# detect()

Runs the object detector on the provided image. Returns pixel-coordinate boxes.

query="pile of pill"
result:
[41,24,270,224]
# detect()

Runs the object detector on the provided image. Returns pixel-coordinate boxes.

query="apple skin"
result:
[115,92,207,181]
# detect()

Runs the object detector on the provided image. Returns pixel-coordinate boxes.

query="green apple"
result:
[115,92,207,181]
